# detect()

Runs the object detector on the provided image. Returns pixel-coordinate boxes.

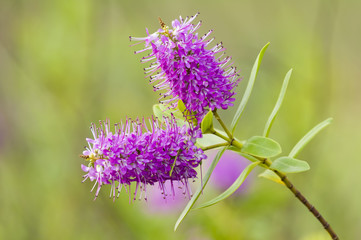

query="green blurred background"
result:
[0,0,360,239]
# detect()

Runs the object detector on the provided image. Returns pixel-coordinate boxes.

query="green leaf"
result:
[289,118,333,158]
[263,69,292,137]
[174,147,227,231]
[165,105,185,120]
[153,104,165,120]
[177,99,198,126]
[201,110,214,134]
[169,150,181,177]
[258,169,285,185]
[270,156,310,173]
[194,161,259,210]
[231,42,270,134]
[160,103,185,120]
[177,99,186,113]
[196,133,225,147]
[152,104,186,126]
[242,136,281,158]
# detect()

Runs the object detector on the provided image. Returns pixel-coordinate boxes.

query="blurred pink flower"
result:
[143,149,253,214]
[207,150,253,195]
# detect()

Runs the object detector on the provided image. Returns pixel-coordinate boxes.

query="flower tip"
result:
[158,16,166,29]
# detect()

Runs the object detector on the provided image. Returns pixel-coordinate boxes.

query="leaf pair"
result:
[257,117,332,183]
[238,135,312,174]
[227,42,331,179]
[240,136,310,173]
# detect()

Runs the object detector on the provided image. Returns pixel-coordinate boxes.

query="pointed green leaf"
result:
[242,136,281,158]
[177,99,198,126]
[163,105,185,120]
[201,110,214,134]
[196,133,225,147]
[153,104,186,126]
[177,99,186,113]
[194,161,259,210]
[289,118,333,158]
[169,150,181,177]
[159,103,185,120]
[263,69,292,137]
[231,42,270,134]
[174,147,227,231]
[270,156,310,173]
[153,104,164,120]
[258,169,285,185]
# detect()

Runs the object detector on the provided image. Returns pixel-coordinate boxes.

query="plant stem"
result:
[213,109,233,140]
[231,138,243,149]
[211,111,339,239]
[202,142,229,151]
[212,129,231,143]
[263,159,339,240]
[233,141,339,239]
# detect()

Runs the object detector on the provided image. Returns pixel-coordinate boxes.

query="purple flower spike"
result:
[130,13,240,123]
[80,117,207,201]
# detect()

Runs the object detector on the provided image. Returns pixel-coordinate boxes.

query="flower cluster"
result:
[130,13,240,123]
[81,117,206,201]
[80,14,238,202]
